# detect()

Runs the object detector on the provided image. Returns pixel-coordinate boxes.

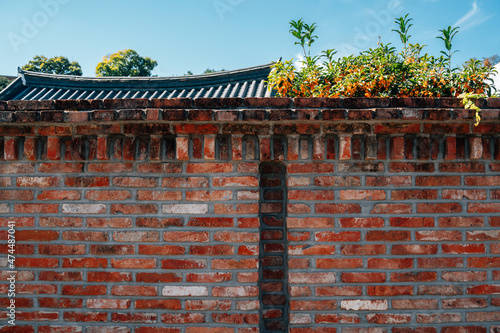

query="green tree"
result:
[203,68,226,74]
[0,77,11,90]
[95,49,157,77]
[22,55,83,76]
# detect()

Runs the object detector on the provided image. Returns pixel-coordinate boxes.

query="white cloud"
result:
[293,53,305,70]
[453,0,494,31]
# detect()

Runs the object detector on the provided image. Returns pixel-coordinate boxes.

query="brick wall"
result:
[0,97,500,333]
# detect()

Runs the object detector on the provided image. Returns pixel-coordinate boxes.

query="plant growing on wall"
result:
[268,14,497,123]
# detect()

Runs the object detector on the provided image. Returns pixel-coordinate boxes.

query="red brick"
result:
[39,244,85,255]
[85,190,131,201]
[315,286,362,296]
[418,285,463,295]
[186,190,232,201]
[163,231,209,242]
[416,176,461,186]
[187,217,233,228]
[39,272,82,281]
[468,257,500,268]
[392,190,438,200]
[0,163,35,174]
[366,176,411,187]
[339,218,384,228]
[136,272,182,283]
[314,176,360,187]
[64,177,108,187]
[391,272,437,282]
[316,258,363,269]
[340,190,385,200]
[366,231,411,242]
[315,203,361,214]
[439,162,485,173]
[211,258,258,269]
[190,245,234,256]
[138,245,185,255]
[37,190,80,200]
[418,258,464,268]
[87,272,132,282]
[111,285,157,296]
[0,190,33,200]
[371,204,412,214]
[367,313,411,324]
[38,163,83,173]
[287,163,334,173]
[111,259,157,269]
[340,244,386,256]
[341,272,386,283]
[442,298,487,308]
[442,271,487,282]
[416,231,462,241]
[88,163,133,172]
[16,230,59,242]
[186,273,232,283]
[441,326,486,333]
[65,231,109,242]
[289,273,336,284]
[467,284,500,294]
[315,231,361,242]
[63,312,108,322]
[288,217,335,229]
[417,203,462,213]
[110,312,156,323]
[367,258,413,269]
[113,231,159,242]
[442,244,485,254]
[62,258,107,268]
[466,230,500,241]
[14,203,58,214]
[439,217,483,228]
[288,245,335,256]
[62,285,106,296]
[468,203,500,213]
[134,299,181,310]
[186,163,233,173]
[136,218,183,228]
[112,177,157,187]
[367,285,413,296]
[161,259,207,269]
[390,217,434,228]
[391,244,438,255]
[289,190,334,200]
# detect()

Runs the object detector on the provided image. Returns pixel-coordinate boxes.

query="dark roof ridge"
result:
[0,63,274,101]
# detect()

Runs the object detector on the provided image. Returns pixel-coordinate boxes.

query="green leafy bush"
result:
[268,15,497,100]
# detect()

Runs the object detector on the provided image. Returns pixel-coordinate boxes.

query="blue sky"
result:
[0,0,498,77]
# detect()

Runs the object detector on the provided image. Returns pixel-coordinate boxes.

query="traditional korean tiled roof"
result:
[0,63,274,101]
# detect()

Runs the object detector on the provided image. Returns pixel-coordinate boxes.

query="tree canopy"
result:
[22,55,83,76]
[0,77,11,90]
[95,49,157,77]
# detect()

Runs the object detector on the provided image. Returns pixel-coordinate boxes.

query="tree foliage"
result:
[0,77,11,90]
[95,49,157,77]
[203,68,226,74]
[22,55,82,76]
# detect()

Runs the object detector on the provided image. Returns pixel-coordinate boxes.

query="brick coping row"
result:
[0,97,499,112]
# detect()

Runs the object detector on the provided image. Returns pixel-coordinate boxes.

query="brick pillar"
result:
[259,162,289,332]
